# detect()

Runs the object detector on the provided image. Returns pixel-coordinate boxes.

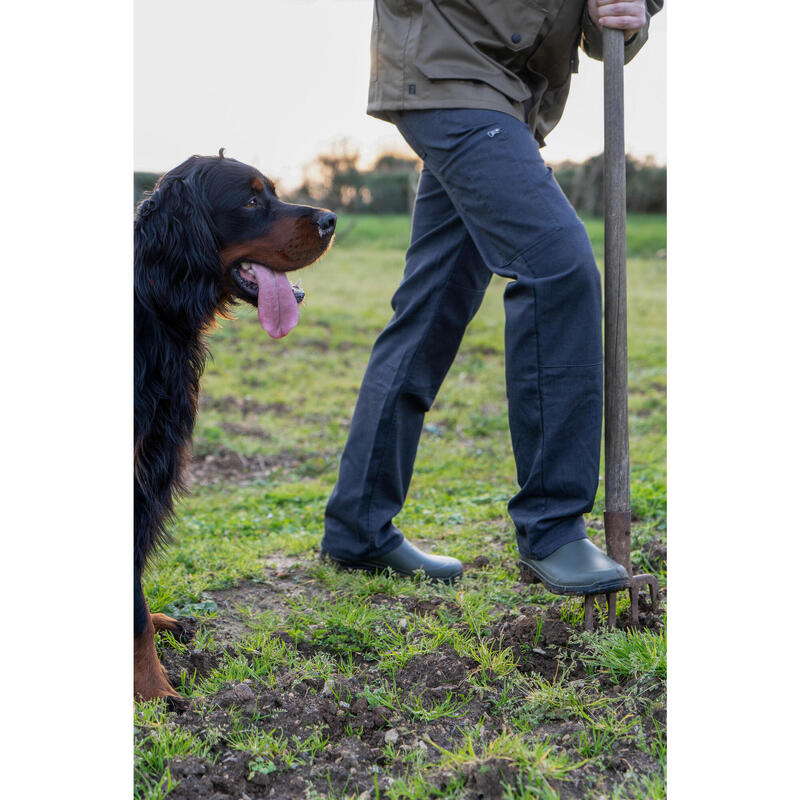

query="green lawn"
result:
[136,213,666,800]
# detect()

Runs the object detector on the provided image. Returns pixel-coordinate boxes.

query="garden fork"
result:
[583,27,660,632]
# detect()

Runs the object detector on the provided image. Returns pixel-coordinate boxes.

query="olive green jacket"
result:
[368,0,663,145]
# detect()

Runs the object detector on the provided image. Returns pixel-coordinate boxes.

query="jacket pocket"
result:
[468,0,551,52]
[414,0,552,103]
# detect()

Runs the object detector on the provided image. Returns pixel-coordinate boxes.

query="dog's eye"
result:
[246,197,259,208]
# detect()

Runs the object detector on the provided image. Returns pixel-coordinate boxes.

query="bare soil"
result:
[148,558,665,800]
[186,447,301,486]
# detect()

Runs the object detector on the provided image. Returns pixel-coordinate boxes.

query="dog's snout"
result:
[317,211,337,237]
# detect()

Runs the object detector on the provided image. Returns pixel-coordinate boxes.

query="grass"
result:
[136,212,666,798]
[364,682,470,723]
[577,627,667,685]
[134,702,214,800]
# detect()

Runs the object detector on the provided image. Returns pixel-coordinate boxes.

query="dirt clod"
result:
[384,728,400,745]
[233,682,254,701]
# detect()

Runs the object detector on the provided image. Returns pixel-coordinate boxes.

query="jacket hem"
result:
[368,97,526,125]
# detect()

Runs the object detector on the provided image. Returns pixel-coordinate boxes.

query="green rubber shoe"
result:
[323,539,462,584]
[519,539,629,595]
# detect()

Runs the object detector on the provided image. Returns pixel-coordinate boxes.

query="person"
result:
[321,0,663,594]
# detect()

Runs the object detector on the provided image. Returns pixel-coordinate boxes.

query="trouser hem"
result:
[320,525,405,563]
[517,517,588,561]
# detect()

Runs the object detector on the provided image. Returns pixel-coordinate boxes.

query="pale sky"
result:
[135,0,665,187]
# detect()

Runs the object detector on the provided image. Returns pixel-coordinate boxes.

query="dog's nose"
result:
[317,211,337,237]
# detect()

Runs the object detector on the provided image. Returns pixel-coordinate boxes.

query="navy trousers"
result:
[323,108,602,562]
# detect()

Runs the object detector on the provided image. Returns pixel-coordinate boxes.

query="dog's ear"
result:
[134,172,221,329]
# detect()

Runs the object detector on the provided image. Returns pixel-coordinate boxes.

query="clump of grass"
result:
[426,728,577,799]
[365,681,470,722]
[560,597,586,627]
[284,595,405,661]
[198,632,295,694]
[377,632,442,675]
[462,638,518,680]
[385,771,467,799]
[612,771,667,799]
[227,725,292,763]
[134,702,214,799]
[294,651,356,686]
[525,673,608,724]
[501,772,561,800]
[576,711,639,760]
[577,627,666,684]
[383,725,577,799]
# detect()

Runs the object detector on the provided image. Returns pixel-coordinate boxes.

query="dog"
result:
[134,151,336,708]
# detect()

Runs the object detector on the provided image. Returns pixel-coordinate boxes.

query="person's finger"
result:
[597,2,644,18]
[595,0,641,8]
[598,16,645,30]
[596,2,646,32]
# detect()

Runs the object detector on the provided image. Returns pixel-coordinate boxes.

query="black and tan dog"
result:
[134,151,335,708]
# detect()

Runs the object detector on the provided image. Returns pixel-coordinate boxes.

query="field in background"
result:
[136,214,666,800]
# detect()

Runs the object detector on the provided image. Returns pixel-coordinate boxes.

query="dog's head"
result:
[135,151,336,338]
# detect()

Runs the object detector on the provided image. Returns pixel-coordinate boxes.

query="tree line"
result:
[134,145,665,216]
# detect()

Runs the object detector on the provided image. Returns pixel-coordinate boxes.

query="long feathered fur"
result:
[134,160,229,573]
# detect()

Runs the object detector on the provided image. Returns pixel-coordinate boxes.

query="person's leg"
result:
[390,109,607,563]
[322,166,492,564]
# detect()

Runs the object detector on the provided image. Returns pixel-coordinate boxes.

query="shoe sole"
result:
[518,559,628,596]
[323,554,462,585]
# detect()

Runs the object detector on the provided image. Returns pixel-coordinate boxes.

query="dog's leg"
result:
[134,621,189,711]
[150,612,194,643]
[134,572,189,711]
[150,612,180,632]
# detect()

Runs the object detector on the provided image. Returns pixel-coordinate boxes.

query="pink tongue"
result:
[250,264,300,339]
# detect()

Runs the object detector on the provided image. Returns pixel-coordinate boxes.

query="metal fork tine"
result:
[607,592,617,629]
[648,577,659,611]
[584,595,595,632]
[630,582,640,626]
